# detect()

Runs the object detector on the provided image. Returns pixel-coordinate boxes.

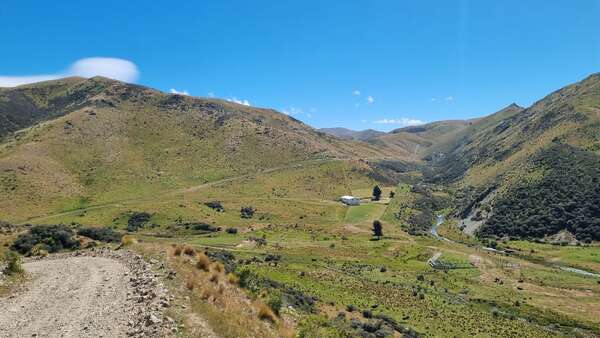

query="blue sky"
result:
[1,1,599,131]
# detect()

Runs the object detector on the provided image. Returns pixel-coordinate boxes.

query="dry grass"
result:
[186,276,196,291]
[183,246,196,256]
[196,252,211,271]
[227,273,239,285]
[212,262,224,273]
[209,271,220,283]
[121,235,137,246]
[133,242,284,338]
[173,246,182,256]
[257,302,278,323]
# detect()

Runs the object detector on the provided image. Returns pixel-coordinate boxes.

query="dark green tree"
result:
[372,186,382,201]
[389,191,395,198]
[372,220,383,240]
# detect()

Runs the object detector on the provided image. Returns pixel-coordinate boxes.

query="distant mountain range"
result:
[318,127,385,141]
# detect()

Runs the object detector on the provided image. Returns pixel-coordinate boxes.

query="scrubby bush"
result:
[204,201,224,212]
[77,227,123,242]
[479,144,600,241]
[2,250,23,275]
[226,227,238,234]
[127,212,152,232]
[240,206,255,219]
[266,289,283,315]
[12,224,79,255]
[372,185,382,201]
[185,223,220,232]
[372,220,383,240]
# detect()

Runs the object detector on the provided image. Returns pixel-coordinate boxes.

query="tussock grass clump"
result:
[183,246,196,256]
[227,273,239,285]
[212,262,224,274]
[173,246,182,256]
[186,277,196,291]
[201,286,221,302]
[209,271,220,283]
[121,235,137,246]
[257,302,278,323]
[2,250,23,275]
[196,252,211,271]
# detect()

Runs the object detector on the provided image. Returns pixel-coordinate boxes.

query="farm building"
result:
[340,195,360,205]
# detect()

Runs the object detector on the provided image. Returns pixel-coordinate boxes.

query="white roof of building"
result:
[341,195,358,199]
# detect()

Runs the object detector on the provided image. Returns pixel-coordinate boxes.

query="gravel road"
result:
[0,250,171,338]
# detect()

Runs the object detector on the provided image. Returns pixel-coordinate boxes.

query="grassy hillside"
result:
[370,120,472,162]
[0,77,103,138]
[0,77,389,222]
[427,73,600,240]
[318,127,385,141]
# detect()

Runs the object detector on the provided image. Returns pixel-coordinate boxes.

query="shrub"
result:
[240,206,256,219]
[185,223,220,232]
[372,185,382,201]
[226,227,238,234]
[12,224,80,255]
[127,212,152,232]
[77,227,123,243]
[204,201,224,212]
[372,220,383,240]
[173,246,182,256]
[2,250,23,275]
[266,289,283,315]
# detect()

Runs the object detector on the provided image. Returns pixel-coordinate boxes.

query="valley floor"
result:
[2,160,600,337]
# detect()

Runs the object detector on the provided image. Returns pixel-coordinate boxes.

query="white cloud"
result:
[0,57,140,87]
[227,97,251,106]
[367,95,375,104]
[361,119,368,123]
[352,90,361,96]
[0,75,58,87]
[170,88,189,95]
[68,58,139,82]
[207,92,215,97]
[373,118,425,126]
[430,96,454,102]
[282,107,303,115]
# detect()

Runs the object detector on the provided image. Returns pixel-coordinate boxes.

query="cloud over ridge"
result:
[0,57,140,87]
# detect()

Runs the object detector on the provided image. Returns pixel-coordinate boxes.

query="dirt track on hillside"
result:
[0,250,171,338]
